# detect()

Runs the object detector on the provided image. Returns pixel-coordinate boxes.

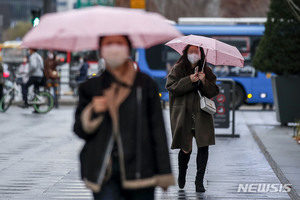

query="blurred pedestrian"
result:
[76,56,89,82]
[0,62,4,101]
[44,51,59,108]
[166,45,219,192]
[19,49,44,109]
[18,56,29,104]
[74,35,174,200]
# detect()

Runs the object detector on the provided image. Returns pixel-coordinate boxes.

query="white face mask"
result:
[101,44,129,69]
[48,53,54,59]
[187,53,201,64]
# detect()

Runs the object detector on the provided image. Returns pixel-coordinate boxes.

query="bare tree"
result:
[115,0,270,21]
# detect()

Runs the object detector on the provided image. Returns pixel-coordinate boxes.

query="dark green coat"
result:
[166,64,219,152]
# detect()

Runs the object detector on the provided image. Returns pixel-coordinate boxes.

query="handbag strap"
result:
[136,76,142,179]
[197,89,202,98]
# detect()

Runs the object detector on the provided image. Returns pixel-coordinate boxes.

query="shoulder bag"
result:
[197,89,216,115]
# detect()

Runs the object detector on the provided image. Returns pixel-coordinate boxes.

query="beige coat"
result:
[166,64,219,152]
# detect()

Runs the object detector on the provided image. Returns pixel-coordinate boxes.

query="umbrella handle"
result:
[199,48,208,72]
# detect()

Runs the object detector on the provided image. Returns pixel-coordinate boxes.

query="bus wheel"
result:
[232,84,245,110]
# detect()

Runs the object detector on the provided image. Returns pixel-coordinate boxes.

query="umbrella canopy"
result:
[22,6,182,51]
[165,35,244,68]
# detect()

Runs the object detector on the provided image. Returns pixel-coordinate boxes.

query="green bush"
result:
[253,0,300,75]
[2,21,32,42]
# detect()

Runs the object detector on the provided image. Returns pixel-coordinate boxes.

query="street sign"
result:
[213,82,231,128]
[77,0,115,8]
[130,0,145,9]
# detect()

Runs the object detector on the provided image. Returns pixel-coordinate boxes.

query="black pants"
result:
[93,181,155,200]
[20,83,26,101]
[0,84,3,101]
[23,76,42,104]
[93,151,155,200]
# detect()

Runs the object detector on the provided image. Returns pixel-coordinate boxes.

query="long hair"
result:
[175,45,207,77]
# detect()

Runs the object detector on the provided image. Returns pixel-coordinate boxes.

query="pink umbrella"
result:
[165,35,244,68]
[22,6,182,51]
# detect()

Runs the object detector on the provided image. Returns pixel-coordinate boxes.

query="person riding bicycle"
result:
[19,49,44,109]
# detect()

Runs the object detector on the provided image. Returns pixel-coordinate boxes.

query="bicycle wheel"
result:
[33,92,54,113]
[0,89,14,112]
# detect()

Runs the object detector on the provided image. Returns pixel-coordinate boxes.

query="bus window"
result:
[250,37,261,61]
[145,44,180,73]
[71,50,98,63]
[213,36,250,61]
[211,65,255,78]
[210,36,256,78]
[70,50,99,76]
[164,46,180,71]
[1,46,26,64]
[145,44,164,70]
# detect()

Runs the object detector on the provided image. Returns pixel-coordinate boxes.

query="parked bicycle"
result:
[0,66,54,113]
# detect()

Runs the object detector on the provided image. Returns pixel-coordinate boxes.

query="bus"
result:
[0,41,27,81]
[1,41,26,64]
[135,18,273,109]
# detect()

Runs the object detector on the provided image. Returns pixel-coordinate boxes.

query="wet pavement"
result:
[248,123,300,200]
[0,106,296,199]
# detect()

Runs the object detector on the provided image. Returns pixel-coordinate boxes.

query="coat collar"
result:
[102,61,137,133]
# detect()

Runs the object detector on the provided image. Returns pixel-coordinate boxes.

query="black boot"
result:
[178,149,191,189]
[195,146,209,192]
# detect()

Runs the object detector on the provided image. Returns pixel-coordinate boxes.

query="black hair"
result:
[175,45,207,77]
[98,35,132,50]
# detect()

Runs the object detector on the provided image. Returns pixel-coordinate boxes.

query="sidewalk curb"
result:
[248,124,300,200]
[11,98,78,106]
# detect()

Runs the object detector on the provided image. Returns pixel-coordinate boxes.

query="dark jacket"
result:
[73,69,174,192]
[0,63,4,85]
[166,64,219,152]
[76,62,88,82]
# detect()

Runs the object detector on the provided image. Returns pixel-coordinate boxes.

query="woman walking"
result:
[74,35,174,200]
[44,51,59,108]
[166,45,219,192]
